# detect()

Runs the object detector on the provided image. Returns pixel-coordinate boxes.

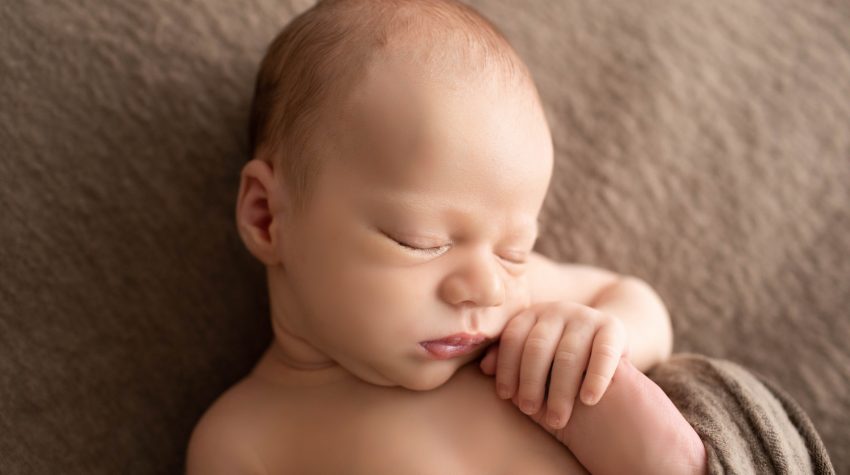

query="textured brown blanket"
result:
[650,354,834,474]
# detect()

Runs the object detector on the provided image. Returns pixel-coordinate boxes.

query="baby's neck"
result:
[250,339,355,387]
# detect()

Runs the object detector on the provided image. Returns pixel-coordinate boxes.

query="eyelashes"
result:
[499,252,529,265]
[391,236,450,256]
[385,232,527,264]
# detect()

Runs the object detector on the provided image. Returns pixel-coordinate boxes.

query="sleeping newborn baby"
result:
[187,0,707,473]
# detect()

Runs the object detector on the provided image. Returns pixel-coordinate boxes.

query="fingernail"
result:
[547,413,561,427]
[581,390,596,405]
[520,399,536,414]
[497,383,511,399]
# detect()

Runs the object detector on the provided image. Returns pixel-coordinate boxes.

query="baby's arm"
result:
[480,342,706,473]
[554,357,706,475]
[482,349,707,474]
[481,252,682,432]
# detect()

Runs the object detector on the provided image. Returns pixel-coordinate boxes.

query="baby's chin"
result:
[398,359,474,391]
[351,360,464,391]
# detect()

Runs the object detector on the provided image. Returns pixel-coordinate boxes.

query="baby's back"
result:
[188,362,588,474]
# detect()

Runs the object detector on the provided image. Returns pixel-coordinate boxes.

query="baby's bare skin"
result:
[188,343,704,474]
[188,3,706,471]
[191,343,584,474]
[501,356,708,474]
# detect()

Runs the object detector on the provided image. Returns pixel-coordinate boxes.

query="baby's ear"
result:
[235,159,285,266]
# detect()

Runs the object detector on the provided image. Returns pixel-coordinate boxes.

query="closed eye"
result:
[380,229,529,263]
[383,232,451,256]
[499,253,529,265]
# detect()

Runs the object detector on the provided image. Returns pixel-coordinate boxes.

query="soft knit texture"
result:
[649,353,835,474]
[1,0,848,473]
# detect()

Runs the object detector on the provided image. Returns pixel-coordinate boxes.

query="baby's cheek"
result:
[507,273,532,308]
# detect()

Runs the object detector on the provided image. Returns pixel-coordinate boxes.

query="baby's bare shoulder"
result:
[186,378,284,475]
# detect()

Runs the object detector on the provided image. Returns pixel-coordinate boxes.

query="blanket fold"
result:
[648,353,834,474]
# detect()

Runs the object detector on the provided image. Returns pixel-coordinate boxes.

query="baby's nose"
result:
[438,257,505,308]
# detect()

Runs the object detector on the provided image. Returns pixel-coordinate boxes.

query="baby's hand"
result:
[479,301,630,430]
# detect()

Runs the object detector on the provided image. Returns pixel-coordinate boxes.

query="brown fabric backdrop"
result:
[1,0,848,473]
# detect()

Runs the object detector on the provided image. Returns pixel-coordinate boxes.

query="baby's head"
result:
[237,0,553,390]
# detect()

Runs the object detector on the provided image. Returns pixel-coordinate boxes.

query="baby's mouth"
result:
[420,334,491,360]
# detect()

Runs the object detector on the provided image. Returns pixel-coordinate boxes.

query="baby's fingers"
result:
[579,319,628,406]
[543,320,595,429]
[494,310,536,400]
[516,316,566,416]
[479,343,499,375]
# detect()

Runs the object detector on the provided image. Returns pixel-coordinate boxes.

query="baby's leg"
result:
[559,357,707,475]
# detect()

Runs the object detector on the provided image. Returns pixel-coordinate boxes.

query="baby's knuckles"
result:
[520,300,606,328]
[500,310,536,342]
[550,300,602,320]
[535,310,567,327]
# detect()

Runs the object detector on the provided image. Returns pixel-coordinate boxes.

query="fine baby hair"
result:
[248,0,536,216]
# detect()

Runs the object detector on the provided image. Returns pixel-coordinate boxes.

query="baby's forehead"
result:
[331,72,547,164]
[315,0,536,119]
[319,100,552,237]
[319,54,552,202]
